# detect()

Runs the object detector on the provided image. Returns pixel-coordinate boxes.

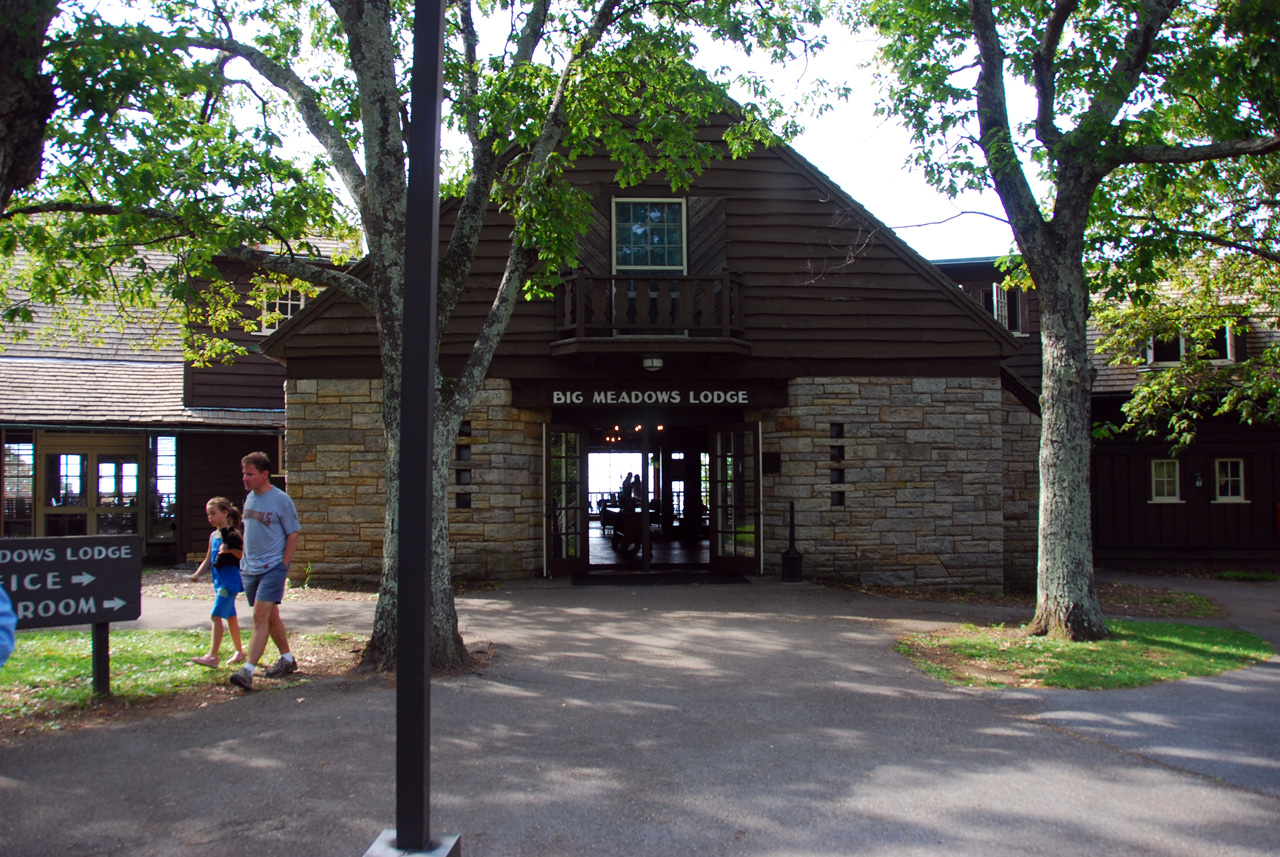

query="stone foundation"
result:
[287,374,1038,590]
[286,377,546,584]
[755,376,1014,591]
[449,380,548,580]
[1001,389,1041,592]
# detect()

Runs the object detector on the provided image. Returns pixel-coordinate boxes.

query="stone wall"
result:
[285,378,387,583]
[1001,389,1041,592]
[754,376,1009,590]
[286,377,546,584]
[449,379,548,580]
[287,373,1034,590]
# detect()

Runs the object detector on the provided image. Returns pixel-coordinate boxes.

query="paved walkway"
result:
[1,575,1276,857]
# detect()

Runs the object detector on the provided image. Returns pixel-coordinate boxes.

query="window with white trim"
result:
[259,289,309,334]
[985,283,1021,333]
[1151,459,1181,502]
[1147,327,1234,366]
[613,199,686,274]
[1214,458,1245,502]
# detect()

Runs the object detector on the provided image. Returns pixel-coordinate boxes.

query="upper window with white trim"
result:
[1214,458,1246,502]
[985,283,1022,333]
[959,281,1023,333]
[613,199,686,274]
[1147,327,1235,366]
[258,289,309,334]
[1151,459,1181,502]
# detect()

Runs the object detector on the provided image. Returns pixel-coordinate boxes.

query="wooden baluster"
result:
[636,278,652,330]
[721,273,732,338]
[678,278,695,333]
[574,271,586,338]
[657,279,674,332]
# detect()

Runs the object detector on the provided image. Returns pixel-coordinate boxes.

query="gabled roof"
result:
[263,138,1024,361]
[766,146,1023,357]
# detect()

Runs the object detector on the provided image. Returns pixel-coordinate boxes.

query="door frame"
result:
[708,422,763,575]
[543,424,590,577]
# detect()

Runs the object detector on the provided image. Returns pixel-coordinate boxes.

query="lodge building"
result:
[262,141,1043,592]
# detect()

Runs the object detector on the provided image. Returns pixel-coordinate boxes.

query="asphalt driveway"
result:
[1,577,1276,856]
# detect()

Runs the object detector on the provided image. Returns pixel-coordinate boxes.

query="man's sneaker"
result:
[264,656,298,678]
[229,667,254,690]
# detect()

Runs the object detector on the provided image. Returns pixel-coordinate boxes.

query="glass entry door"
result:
[544,425,589,577]
[709,423,761,574]
[38,436,145,537]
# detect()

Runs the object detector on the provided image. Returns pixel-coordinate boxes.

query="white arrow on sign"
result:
[72,572,96,586]
[103,597,126,610]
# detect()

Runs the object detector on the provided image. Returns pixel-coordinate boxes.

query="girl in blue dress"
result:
[189,497,246,667]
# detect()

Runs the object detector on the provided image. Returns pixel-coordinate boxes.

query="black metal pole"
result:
[91,622,110,696]
[397,0,446,851]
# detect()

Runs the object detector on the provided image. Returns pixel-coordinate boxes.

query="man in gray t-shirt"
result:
[229,451,302,691]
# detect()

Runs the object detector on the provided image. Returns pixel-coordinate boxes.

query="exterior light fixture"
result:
[642,355,663,371]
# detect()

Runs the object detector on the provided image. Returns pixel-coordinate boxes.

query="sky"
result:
[698,28,1019,263]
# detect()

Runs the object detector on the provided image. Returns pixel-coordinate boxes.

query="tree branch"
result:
[1123,135,1280,167]
[219,244,373,305]
[1119,215,1280,263]
[1069,0,1179,161]
[2,201,185,222]
[968,0,1048,242]
[1030,0,1079,150]
[437,0,552,338]
[184,33,368,211]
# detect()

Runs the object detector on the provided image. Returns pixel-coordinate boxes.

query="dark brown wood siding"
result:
[270,140,1018,383]
[184,265,288,410]
[177,430,284,560]
[1092,415,1280,563]
[942,258,1043,391]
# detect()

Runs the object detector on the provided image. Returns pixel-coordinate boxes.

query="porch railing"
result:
[556,272,744,339]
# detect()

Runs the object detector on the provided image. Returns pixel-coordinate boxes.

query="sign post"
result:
[0,535,143,696]
[363,0,460,854]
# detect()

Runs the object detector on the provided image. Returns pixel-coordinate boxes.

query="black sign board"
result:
[0,535,143,630]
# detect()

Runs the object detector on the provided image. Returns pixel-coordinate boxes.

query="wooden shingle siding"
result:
[185,351,287,410]
[178,429,285,559]
[266,135,1017,381]
[183,266,288,411]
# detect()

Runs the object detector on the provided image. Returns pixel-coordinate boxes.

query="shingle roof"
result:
[1090,320,1280,397]
[0,357,282,429]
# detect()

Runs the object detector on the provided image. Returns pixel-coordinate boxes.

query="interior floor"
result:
[586,517,710,570]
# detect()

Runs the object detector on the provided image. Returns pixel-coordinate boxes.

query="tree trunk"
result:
[430,385,467,671]
[358,293,470,672]
[0,0,58,214]
[1025,254,1109,641]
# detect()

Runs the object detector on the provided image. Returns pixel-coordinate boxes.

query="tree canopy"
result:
[0,0,831,668]
[854,0,1280,639]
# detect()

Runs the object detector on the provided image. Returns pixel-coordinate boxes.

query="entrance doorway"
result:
[543,420,760,576]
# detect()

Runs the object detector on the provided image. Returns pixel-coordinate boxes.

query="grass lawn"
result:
[1,628,364,739]
[897,620,1275,689]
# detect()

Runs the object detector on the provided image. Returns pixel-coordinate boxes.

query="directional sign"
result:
[0,535,142,630]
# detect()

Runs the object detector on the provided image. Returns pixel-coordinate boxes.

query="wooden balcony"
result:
[551,272,749,357]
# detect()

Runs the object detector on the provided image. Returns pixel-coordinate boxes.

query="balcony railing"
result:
[556,272,744,340]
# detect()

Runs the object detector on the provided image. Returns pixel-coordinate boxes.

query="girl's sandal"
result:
[227,652,246,665]
[191,654,220,668]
